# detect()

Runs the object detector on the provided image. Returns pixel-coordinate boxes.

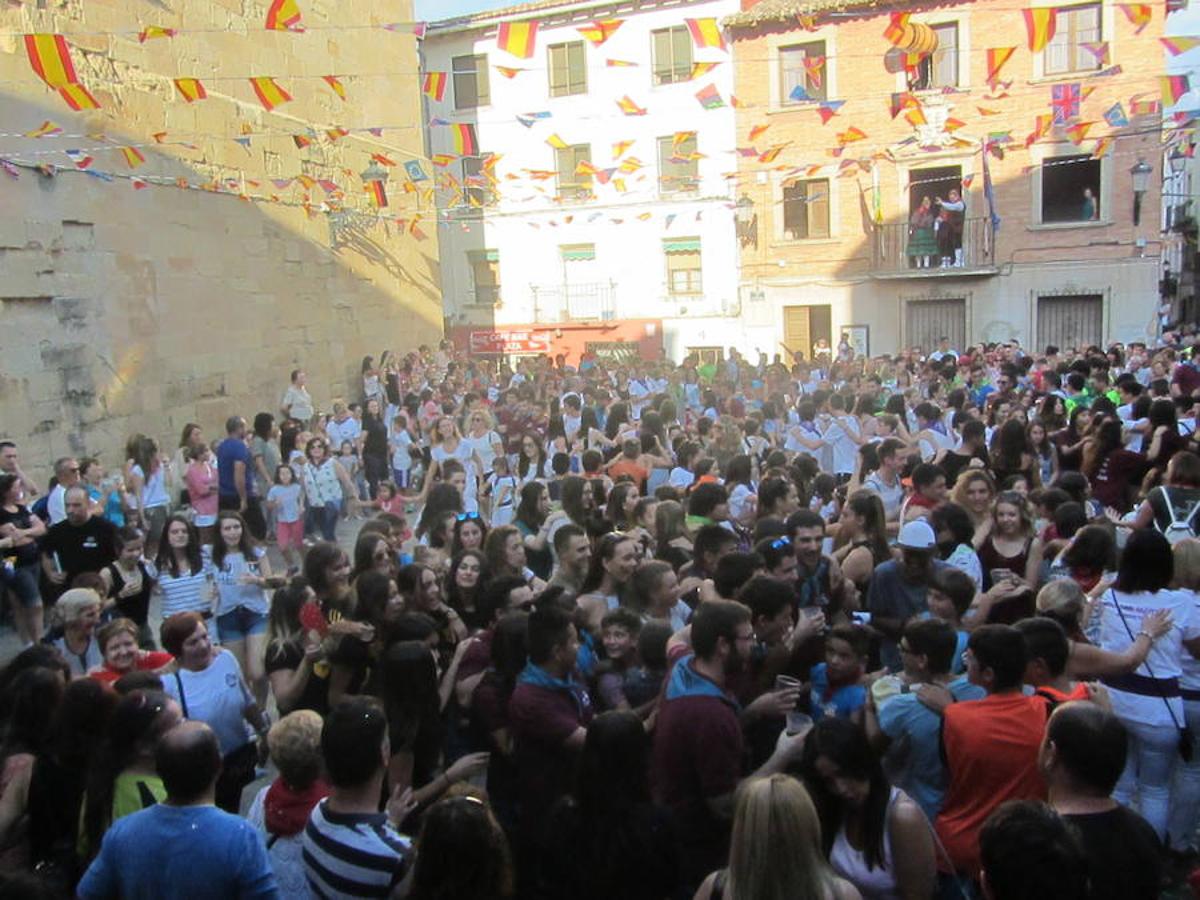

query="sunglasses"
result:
[456,512,481,522]
[770,537,792,550]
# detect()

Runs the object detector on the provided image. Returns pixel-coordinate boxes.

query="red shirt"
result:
[88,651,174,685]
[936,691,1048,875]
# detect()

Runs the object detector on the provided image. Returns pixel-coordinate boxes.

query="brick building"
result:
[727,0,1165,359]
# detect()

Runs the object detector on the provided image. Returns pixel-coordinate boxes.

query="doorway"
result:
[783,305,832,361]
[908,165,962,217]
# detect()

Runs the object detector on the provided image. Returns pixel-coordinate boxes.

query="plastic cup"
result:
[786,711,813,736]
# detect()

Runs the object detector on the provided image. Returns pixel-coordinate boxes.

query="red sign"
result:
[469,329,551,354]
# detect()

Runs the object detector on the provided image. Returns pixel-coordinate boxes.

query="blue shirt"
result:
[876,676,985,821]
[809,663,866,722]
[217,437,255,499]
[78,803,278,900]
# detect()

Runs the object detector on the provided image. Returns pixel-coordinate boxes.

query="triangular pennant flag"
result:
[265,0,303,32]
[250,77,292,111]
[985,47,1017,85]
[497,20,538,59]
[547,133,569,149]
[617,95,647,115]
[1026,113,1053,147]
[817,101,845,124]
[57,83,100,111]
[758,146,786,164]
[371,154,397,167]
[612,140,633,158]
[749,123,770,142]
[1119,3,1152,33]
[322,75,347,101]
[1022,10,1057,52]
[292,134,311,148]
[422,72,447,102]
[495,66,526,79]
[25,120,62,138]
[1092,136,1114,158]
[1103,102,1129,126]
[1065,121,1094,145]
[121,146,146,169]
[452,123,478,156]
[174,78,207,102]
[138,26,176,43]
[64,149,93,169]
[1163,74,1191,107]
[685,17,726,51]
[977,106,1001,116]
[131,177,149,190]
[577,19,623,45]
[690,62,722,79]
[1162,36,1200,55]
[24,34,78,87]
[904,107,927,127]
[234,137,252,150]
[695,84,724,110]
[1081,41,1110,65]
[606,58,638,67]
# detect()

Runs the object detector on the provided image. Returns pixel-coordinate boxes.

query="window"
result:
[560,243,596,262]
[453,54,489,110]
[657,134,699,195]
[665,238,702,296]
[779,41,826,104]
[468,250,500,305]
[1044,4,1101,76]
[461,156,493,207]
[652,26,693,85]
[905,298,966,353]
[909,23,959,90]
[548,41,587,97]
[688,346,724,366]
[1040,154,1101,223]
[782,179,830,240]
[1038,294,1102,350]
[555,143,593,200]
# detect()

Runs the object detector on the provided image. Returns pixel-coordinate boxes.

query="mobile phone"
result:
[850,611,872,625]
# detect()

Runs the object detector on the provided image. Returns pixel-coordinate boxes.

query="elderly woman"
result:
[45,588,104,678]
[88,619,174,686]
[159,611,269,813]
[246,710,328,897]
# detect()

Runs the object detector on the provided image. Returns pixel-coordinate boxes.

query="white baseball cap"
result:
[897,520,937,551]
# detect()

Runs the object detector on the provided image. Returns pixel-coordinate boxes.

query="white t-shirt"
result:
[1099,588,1200,726]
[325,416,362,450]
[390,431,414,472]
[267,483,303,523]
[432,443,478,513]
[668,467,695,489]
[164,649,254,755]
[826,416,861,476]
[462,430,502,473]
[863,471,905,520]
[628,379,652,419]
[728,482,755,523]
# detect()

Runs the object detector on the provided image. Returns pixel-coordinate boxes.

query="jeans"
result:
[1115,715,1179,841]
[307,500,339,542]
[1170,699,1200,850]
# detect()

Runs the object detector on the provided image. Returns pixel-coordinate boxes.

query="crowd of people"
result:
[2,331,1200,898]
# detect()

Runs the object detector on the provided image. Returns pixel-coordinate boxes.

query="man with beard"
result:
[787,509,851,617]
[651,599,808,893]
[867,520,950,671]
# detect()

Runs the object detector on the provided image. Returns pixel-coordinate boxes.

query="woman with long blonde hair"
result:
[950,468,995,540]
[695,774,859,900]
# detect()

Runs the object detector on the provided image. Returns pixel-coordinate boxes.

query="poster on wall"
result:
[469,330,551,355]
[842,325,869,359]
[586,341,640,364]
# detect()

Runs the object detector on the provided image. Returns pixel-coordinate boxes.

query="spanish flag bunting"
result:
[25,120,62,138]
[904,107,927,127]
[58,83,100,111]
[619,156,643,172]
[325,128,348,142]
[292,134,311,148]
[495,66,526,79]
[422,72,447,102]
[1092,136,1113,158]
[730,95,743,108]
[453,123,479,156]
[1022,9,1056,53]
[1081,41,1110,65]
[25,34,78,87]
[497,20,538,59]
[121,146,146,169]
[431,154,457,167]
[690,62,722,79]
[606,58,638,67]
[985,47,1017,85]
[371,154,397,167]
[174,78,207,103]
[577,19,623,45]
[749,124,770,142]
[366,180,388,208]
[296,174,316,189]
[617,95,647,115]
[265,0,303,31]
[944,117,966,131]
[977,105,1001,116]
[758,146,786,164]
[889,91,918,118]
[152,132,168,143]
[685,18,726,51]
[883,12,910,46]
[547,133,568,150]
[1118,3,1151,33]
[1163,74,1191,107]
[1065,121,1094,144]
[1163,36,1200,55]
[612,140,633,158]
[322,75,347,101]
[1025,113,1053,147]
[575,160,599,177]
[838,126,867,145]
[138,26,176,43]
[250,77,292,111]
[796,14,819,31]
[672,131,696,151]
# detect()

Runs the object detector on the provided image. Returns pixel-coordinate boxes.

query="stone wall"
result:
[0,0,441,484]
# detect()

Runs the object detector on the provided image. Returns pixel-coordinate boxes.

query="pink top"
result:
[185,462,218,516]
[379,494,405,516]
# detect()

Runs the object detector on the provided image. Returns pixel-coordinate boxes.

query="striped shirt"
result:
[302,800,411,898]
[157,552,216,619]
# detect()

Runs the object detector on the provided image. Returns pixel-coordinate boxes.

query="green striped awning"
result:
[663,237,701,253]
[560,244,596,261]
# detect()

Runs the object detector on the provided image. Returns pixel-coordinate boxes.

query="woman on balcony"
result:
[935,189,965,267]
[907,196,937,269]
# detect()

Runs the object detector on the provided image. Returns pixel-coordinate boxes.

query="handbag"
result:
[1109,589,1194,762]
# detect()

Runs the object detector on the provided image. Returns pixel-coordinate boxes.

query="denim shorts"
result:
[4,563,42,608]
[216,606,266,642]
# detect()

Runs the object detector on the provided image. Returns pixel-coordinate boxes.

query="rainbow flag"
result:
[25,34,78,87]
[685,18,725,51]
[616,95,647,115]
[265,0,303,31]
[695,84,724,110]
[422,72,446,102]
[322,75,346,101]
[452,123,478,156]
[1119,3,1152,33]
[986,47,1016,83]
[497,20,538,59]
[121,146,146,169]
[577,19,623,45]
[250,77,292,111]
[174,78,207,102]
[1162,36,1200,55]
[138,26,176,43]
[1163,74,1191,107]
[24,120,62,138]
[58,83,99,110]
[1022,9,1057,52]
[366,181,388,208]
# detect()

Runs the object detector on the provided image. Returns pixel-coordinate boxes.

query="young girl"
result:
[810,473,841,524]
[337,440,364,517]
[367,481,407,517]
[267,464,305,573]
[486,456,519,528]
[99,526,156,646]
[185,444,218,545]
[212,511,276,706]
[389,414,415,490]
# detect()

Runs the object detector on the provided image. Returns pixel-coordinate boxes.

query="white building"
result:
[423,0,750,363]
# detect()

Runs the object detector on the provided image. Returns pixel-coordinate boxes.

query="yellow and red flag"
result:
[1162,36,1200,55]
[837,126,867,145]
[547,134,569,150]
[138,26,176,43]
[366,181,388,208]
[25,120,62,138]
[1092,137,1113,158]
[174,78,207,103]
[1022,9,1057,53]
[884,13,911,46]
[1025,113,1053,147]
[265,0,303,31]
[690,62,721,79]
[58,83,100,111]
[322,75,346,101]
[121,146,146,169]
[1163,74,1191,107]
[685,18,726,51]
[371,153,397,167]
[1119,3,1152,33]
[250,77,292,111]
[606,58,637,67]
[25,34,78,87]
[495,66,525,79]
[617,95,647,115]
[986,47,1016,85]
[612,140,633,158]
[497,20,538,58]
[293,134,311,149]
[453,123,478,156]
[904,107,927,127]
[577,19,623,45]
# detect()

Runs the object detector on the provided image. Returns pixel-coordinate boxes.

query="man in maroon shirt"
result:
[651,599,807,892]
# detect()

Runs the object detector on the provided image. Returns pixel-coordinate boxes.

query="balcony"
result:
[531,281,616,322]
[870,217,998,278]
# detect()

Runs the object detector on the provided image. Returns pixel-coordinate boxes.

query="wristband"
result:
[1137,629,1156,641]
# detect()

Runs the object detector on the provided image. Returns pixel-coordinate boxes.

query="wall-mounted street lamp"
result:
[1131,158,1152,226]
[735,194,758,248]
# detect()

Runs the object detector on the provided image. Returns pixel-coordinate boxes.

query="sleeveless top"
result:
[105,560,155,626]
[977,535,1032,587]
[302,459,343,506]
[830,787,902,900]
